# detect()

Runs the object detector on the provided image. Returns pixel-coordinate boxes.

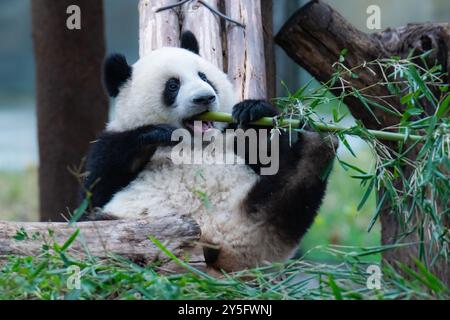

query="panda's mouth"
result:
[182,118,214,133]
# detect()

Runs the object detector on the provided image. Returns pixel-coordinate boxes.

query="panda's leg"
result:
[81,124,177,214]
[242,130,338,244]
[231,100,338,242]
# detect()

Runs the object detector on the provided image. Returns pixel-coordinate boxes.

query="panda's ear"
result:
[103,54,132,97]
[180,31,200,55]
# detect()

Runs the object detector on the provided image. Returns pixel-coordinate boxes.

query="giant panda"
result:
[81,31,338,272]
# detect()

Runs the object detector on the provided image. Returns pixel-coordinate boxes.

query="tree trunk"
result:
[32,0,108,222]
[139,0,180,56]
[0,213,204,273]
[275,0,449,284]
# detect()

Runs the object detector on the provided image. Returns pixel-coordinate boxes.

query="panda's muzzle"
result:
[182,94,216,133]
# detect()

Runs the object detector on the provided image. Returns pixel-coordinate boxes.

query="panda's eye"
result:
[198,72,208,82]
[167,78,180,91]
[163,78,181,107]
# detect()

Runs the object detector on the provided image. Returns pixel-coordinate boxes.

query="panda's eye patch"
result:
[198,72,208,82]
[198,72,218,93]
[163,77,181,106]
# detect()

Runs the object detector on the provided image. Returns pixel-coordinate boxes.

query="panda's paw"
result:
[138,124,177,146]
[232,100,279,126]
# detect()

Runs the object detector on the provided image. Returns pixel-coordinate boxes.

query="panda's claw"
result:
[232,100,279,126]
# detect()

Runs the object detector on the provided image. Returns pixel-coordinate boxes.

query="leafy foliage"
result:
[275,51,449,272]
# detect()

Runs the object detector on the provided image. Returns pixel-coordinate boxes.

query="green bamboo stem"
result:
[196,112,423,142]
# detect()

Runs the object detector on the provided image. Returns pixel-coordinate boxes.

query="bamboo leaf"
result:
[357,178,375,211]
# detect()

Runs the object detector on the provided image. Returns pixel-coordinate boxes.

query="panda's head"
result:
[104,31,236,133]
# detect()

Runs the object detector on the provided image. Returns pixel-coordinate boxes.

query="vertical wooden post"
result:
[139,0,180,56]
[224,0,268,100]
[182,0,223,68]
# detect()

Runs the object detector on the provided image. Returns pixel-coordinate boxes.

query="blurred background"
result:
[0,0,449,261]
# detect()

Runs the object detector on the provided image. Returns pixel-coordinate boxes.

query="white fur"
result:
[104,141,293,271]
[103,47,295,271]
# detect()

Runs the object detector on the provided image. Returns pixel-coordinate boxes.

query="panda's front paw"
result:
[232,100,279,126]
[138,124,177,146]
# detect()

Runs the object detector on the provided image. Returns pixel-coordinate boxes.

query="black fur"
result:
[244,132,335,243]
[230,100,281,174]
[163,78,181,106]
[81,124,177,212]
[232,100,279,125]
[230,100,337,243]
[103,54,132,97]
[181,31,200,55]
[198,72,218,93]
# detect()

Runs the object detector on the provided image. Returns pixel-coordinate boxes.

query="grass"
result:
[0,167,38,222]
[0,232,447,300]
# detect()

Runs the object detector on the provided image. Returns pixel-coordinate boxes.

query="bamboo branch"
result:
[196,112,424,142]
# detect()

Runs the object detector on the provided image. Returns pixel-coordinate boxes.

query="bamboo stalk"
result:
[195,112,424,142]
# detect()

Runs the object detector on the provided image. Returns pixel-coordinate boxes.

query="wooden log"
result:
[275,0,450,285]
[224,0,268,100]
[181,0,223,68]
[0,213,204,273]
[139,0,180,56]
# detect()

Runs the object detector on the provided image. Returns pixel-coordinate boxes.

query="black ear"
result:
[103,54,132,97]
[180,31,200,55]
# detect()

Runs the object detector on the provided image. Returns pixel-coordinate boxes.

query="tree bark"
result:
[32,0,108,222]
[275,0,449,284]
[224,0,268,100]
[139,0,180,57]
[0,213,204,273]
[182,0,223,68]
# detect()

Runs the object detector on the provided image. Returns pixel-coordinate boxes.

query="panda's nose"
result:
[192,95,216,106]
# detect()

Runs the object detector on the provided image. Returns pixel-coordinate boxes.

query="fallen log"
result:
[0,213,205,273]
